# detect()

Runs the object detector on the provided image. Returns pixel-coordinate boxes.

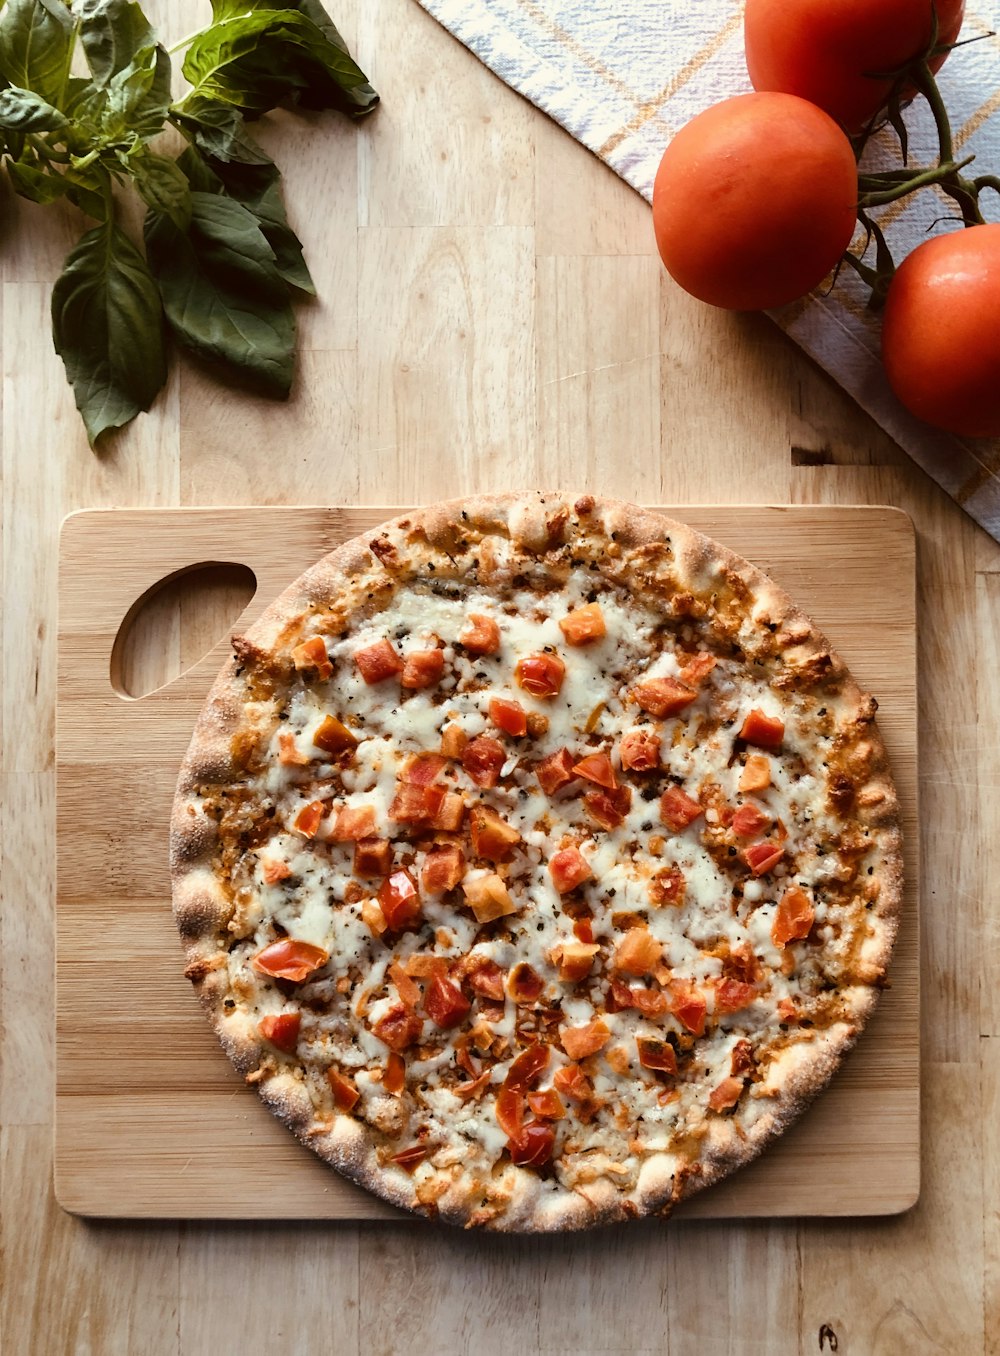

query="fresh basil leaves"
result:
[0,0,376,445]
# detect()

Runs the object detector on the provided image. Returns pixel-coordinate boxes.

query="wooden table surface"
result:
[1,1,994,1352]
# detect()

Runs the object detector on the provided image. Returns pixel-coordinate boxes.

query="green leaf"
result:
[144,191,295,397]
[169,93,271,165]
[72,0,155,88]
[130,150,191,229]
[7,152,70,203]
[0,0,75,107]
[51,219,167,445]
[182,9,378,121]
[103,42,171,141]
[0,84,68,132]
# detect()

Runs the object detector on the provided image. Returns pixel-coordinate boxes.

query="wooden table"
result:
[0,1,993,1351]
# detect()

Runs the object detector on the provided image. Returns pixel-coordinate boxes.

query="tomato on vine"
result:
[652,93,858,311]
[744,0,966,132]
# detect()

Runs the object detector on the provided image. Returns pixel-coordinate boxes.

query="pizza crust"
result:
[171,492,903,1230]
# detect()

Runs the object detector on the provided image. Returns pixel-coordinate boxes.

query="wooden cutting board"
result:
[55,505,919,1221]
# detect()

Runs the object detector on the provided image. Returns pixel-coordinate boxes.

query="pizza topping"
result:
[739,753,771,792]
[731,803,770,838]
[291,635,332,681]
[388,961,421,1010]
[670,982,707,1036]
[743,841,785,877]
[391,1145,429,1172]
[505,1042,550,1089]
[372,1004,424,1051]
[678,652,716,687]
[489,697,528,737]
[730,1039,756,1077]
[463,873,516,923]
[660,786,703,832]
[739,708,784,749]
[461,736,506,788]
[508,962,544,1004]
[354,837,393,878]
[377,870,422,931]
[258,1012,301,1052]
[278,733,311,766]
[619,727,661,771]
[515,653,566,699]
[440,723,468,759]
[507,1121,556,1167]
[331,805,377,841]
[313,714,358,755]
[354,639,404,684]
[425,974,472,1028]
[469,806,521,862]
[649,866,685,907]
[714,978,758,1013]
[771,886,815,946]
[536,748,578,795]
[612,926,662,977]
[383,1052,406,1093]
[261,856,293,884]
[549,846,593,894]
[292,800,327,838]
[584,785,632,830]
[253,939,329,982]
[402,753,447,786]
[551,939,600,983]
[401,649,445,690]
[633,676,696,718]
[429,792,466,832]
[460,612,501,655]
[560,1018,611,1059]
[708,1076,744,1113]
[527,1088,566,1119]
[328,1067,361,1112]
[636,1036,677,1073]
[572,751,617,789]
[421,844,466,893]
[558,602,606,646]
[459,955,506,1000]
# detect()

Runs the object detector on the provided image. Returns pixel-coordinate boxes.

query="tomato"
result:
[515,653,566,699]
[745,0,965,132]
[461,734,506,788]
[507,1120,555,1168]
[469,805,521,862]
[425,974,471,1028]
[489,696,528,737]
[548,846,593,894]
[632,676,695,719]
[253,938,329,982]
[881,224,1000,439]
[652,93,858,311]
[571,751,617,789]
[504,1043,550,1090]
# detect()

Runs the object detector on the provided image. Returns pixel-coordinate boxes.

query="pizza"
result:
[171,493,902,1230]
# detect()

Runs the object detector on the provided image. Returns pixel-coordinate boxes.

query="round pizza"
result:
[171,492,902,1230]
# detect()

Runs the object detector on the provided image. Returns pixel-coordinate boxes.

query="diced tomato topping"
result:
[377,870,422,931]
[723,943,762,986]
[743,841,784,877]
[421,844,466,893]
[679,652,717,687]
[372,1004,423,1052]
[389,781,446,825]
[549,846,593,894]
[258,1012,301,1052]
[456,1045,480,1078]
[508,1120,556,1168]
[292,800,327,838]
[649,866,685,907]
[353,837,392,878]
[404,954,449,980]
[606,977,636,1013]
[515,652,566,699]
[489,697,528,737]
[429,792,465,832]
[354,638,404,684]
[777,997,799,1023]
[731,1039,756,1077]
[463,873,516,923]
[291,635,332,681]
[558,602,606,646]
[739,708,784,749]
[628,986,669,1016]
[461,613,501,655]
[327,1067,360,1112]
[613,926,662,977]
[261,857,293,885]
[388,961,421,1010]
[508,962,544,1005]
[552,1063,594,1102]
[425,974,472,1028]
[573,917,594,943]
[670,982,707,1036]
[619,728,660,772]
[560,1018,611,1060]
[332,804,377,841]
[505,1043,550,1090]
[495,1085,524,1138]
[253,939,329,983]
[708,1076,744,1113]
[715,978,757,1013]
[731,803,770,839]
[460,956,506,1001]
[384,1051,406,1093]
[633,676,696,718]
[470,806,521,862]
[461,735,506,788]
[278,733,310,766]
[772,886,815,947]
[391,1145,428,1172]
[313,713,357,755]
[552,940,599,983]
[536,747,578,796]
[527,1089,565,1120]
[402,753,447,786]
[739,753,771,792]
[361,899,387,937]
[440,723,468,759]
[572,751,617,789]
[455,1070,492,1101]
[636,1036,677,1073]
[660,786,703,832]
[401,648,444,690]
[584,785,632,830]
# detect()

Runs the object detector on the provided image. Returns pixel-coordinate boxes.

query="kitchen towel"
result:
[414,0,1000,539]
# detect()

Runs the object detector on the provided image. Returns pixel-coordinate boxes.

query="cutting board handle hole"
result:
[110,562,257,700]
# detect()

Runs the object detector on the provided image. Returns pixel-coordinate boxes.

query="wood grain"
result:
[0,0,993,1347]
[54,504,918,1221]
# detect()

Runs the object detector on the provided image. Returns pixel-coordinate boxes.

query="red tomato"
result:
[425,974,471,1029]
[515,653,566,699]
[508,1121,555,1168]
[652,93,858,311]
[881,224,1000,439]
[745,0,965,132]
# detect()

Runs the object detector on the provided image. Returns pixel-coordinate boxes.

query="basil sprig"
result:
[0,0,376,445]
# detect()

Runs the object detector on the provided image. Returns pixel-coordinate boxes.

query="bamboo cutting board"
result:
[55,505,919,1221]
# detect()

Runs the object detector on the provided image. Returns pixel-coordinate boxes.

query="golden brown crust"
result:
[171,492,903,1231]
